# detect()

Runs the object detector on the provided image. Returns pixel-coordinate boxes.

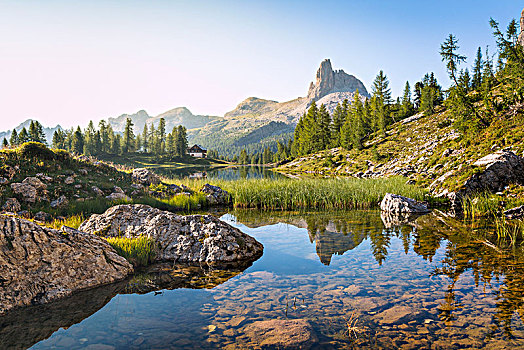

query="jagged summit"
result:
[307,59,369,100]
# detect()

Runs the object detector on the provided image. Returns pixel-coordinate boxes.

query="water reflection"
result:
[148,165,287,180]
[5,209,524,349]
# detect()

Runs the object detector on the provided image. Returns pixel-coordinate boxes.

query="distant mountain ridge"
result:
[0,119,62,145]
[107,107,220,133]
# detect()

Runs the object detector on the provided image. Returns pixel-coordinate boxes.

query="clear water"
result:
[148,165,287,180]
[3,210,524,349]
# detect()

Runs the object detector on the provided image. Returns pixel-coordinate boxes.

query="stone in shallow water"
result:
[242,319,318,349]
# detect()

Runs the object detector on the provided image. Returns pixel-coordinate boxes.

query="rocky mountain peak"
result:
[519,8,524,47]
[307,59,369,100]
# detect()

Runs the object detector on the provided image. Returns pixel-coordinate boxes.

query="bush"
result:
[17,142,55,161]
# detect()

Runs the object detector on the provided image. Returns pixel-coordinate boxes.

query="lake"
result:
[148,165,288,181]
[3,209,524,349]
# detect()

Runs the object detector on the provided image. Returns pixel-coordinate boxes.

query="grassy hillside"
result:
[276,105,524,199]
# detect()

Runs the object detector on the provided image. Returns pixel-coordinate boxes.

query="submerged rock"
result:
[380,193,429,213]
[0,215,133,315]
[79,204,263,264]
[132,168,161,185]
[243,319,318,349]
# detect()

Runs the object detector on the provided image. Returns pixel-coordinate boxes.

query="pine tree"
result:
[29,121,37,142]
[122,118,135,153]
[331,103,345,147]
[350,90,365,150]
[84,120,96,155]
[371,70,392,135]
[52,129,66,149]
[18,127,29,144]
[472,47,483,90]
[141,123,149,153]
[239,149,248,164]
[175,126,188,157]
[2,138,8,148]
[401,81,413,118]
[71,127,84,154]
[9,129,18,146]
[318,103,331,150]
[158,118,166,154]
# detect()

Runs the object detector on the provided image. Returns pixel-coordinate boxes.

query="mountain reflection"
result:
[232,209,524,335]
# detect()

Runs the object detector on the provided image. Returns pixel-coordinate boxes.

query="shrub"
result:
[17,142,55,161]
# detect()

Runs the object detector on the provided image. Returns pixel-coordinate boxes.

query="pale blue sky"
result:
[0,1,520,129]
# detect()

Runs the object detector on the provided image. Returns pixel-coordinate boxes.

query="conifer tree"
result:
[122,118,135,153]
[52,129,67,149]
[158,118,166,154]
[401,81,413,117]
[175,126,188,157]
[371,70,392,135]
[2,138,8,148]
[9,129,18,146]
[142,123,149,153]
[331,102,345,147]
[239,149,248,164]
[472,47,483,90]
[318,103,331,150]
[71,127,84,154]
[18,127,29,144]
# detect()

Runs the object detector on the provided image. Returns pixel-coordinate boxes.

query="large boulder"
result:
[132,168,161,185]
[22,177,47,191]
[200,184,230,205]
[0,215,133,315]
[10,183,38,203]
[463,151,524,194]
[79,204,263,264]
[380,193,429,213]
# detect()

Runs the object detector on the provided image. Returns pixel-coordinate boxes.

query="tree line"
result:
[3,117,189,158]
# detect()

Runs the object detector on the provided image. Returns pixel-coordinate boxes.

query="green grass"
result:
[169,176,427,210]
[45,214,85,230]
[462,192,524,219]
[106,236,157,267]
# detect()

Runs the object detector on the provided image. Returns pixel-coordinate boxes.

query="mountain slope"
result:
[190,59,369,155]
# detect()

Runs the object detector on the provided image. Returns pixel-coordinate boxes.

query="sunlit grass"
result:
[45,214,85,230]
[169,176,426,210]
[105,236,157,267]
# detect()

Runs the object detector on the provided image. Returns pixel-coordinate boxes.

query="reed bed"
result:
[174,176,426,210]
[105,236,157,267]
[462,193,524,219]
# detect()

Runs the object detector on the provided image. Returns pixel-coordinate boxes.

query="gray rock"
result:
[33,211,52,223]
[2,198,21,213]
[464,151,524,194]
[132,168,161,185]
[105,192,130,201]
[79,204,263,264]
[91,186,105,197]
[504,205,524,220]
[10,183,37,203]
[50,195,69,209]
[22,177,46,191]
[0,177,8,185]
[0,215,133,315]
[380,193,429,213]
[113,186,124,194]
[200,184,230,205]
[64,176,74,185]
[307,59,369,100]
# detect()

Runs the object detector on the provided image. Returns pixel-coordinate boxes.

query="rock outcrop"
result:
[200,183,230,205]
[307,59,369,100]
[2,198,21,213]
[462,151,524,194]
[380,193,430,213]
[0,215,133,315]
[79,204,263,264]
[519,8,524,48]
[132,168,161,185]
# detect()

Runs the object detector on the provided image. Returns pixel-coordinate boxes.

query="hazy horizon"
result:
[0,0,520,130]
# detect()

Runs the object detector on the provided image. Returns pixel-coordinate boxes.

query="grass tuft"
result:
[106,236,157,267]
